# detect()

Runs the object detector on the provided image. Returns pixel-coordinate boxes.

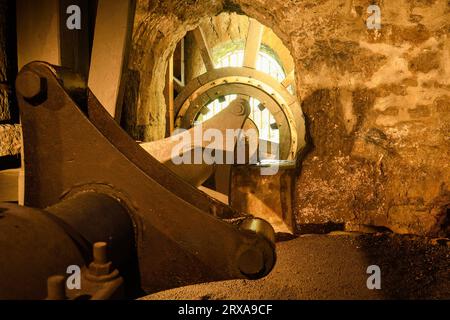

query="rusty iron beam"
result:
[86,88,240,220]
[15,62,276,296]
[0,192,136,300]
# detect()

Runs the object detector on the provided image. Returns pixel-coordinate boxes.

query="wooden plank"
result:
[173,38,185,84]
[243,19,264,69]
[192,27,215,72]
[198,186,229,205]
[173,77,185,94]
[16,0,61,69]
[0,169,19,202]
[165,56,175,135]
[59,0,93,79]
[180,38,185,84]
[88,0,136,122]
[282,70,295,87]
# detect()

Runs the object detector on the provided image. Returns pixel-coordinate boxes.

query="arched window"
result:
[195,49,285,144]
[215,49,286,82]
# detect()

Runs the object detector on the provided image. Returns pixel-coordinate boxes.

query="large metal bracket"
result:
[11,62,276,297]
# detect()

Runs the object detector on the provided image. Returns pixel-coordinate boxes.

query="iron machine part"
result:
[0,193,135,300]
[0,61,277,300]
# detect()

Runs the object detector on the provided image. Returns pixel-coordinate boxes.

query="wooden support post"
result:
[180,38,185,85]
[0,169,19,202]
[88,0,136,122]
[165,56,175,135]
[174,78,185,94]
[192,27,215,72]
[59,0,92,80]
[282,70,295,88]
[243,19,264,69]
[16,0,61,69]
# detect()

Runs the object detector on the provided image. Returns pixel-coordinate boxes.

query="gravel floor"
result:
[142,233,450,300]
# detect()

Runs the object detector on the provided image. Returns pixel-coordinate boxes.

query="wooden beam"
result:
[165,56,175,135]
[59,0,92,79]
[192,26,215,72]
[198,186,229,205]
[88,0,136,122]
[0,169,19,202]
[282,70,295,88]
[16,0,61,69]
[181,38,185,84]
[173,77,185,94]
[243,19,264,69]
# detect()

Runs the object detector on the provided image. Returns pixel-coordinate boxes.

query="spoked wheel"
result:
[172,19,306,161]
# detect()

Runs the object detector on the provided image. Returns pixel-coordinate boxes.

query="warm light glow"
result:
[196,50,285,143]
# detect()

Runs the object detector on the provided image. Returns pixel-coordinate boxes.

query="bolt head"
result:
[46,275,67,300]
[238,248,265,277]
[16,71,42,99]
[231,101,247,116]
[89,261,114,277]
[16,71,47,106]
[93,242,108,264]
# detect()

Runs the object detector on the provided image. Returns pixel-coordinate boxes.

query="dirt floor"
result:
[142,233,449,300]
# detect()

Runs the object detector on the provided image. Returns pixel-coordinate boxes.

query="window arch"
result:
[215,49,286,82]
[195,49,286,144]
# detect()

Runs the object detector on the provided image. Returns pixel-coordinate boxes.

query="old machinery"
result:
[0,61,276,300]
[174,67,305,161]
[141,98,252,187]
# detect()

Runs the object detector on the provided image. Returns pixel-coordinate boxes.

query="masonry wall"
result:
[0,0,9,123]
[125,0,450,236]
[0,1,448,236]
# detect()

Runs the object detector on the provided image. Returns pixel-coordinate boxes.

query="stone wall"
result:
[122,0,223,142]
[125,0,450,236]
[184,12,295,83]
[0,0,11,122]
[0,0,20,160]
[0,124,21,157]
[0,0,446,235]
[281,0,450,237]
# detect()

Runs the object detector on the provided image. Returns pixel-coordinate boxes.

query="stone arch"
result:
[122,0,301,143]
[122,0,450,236]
